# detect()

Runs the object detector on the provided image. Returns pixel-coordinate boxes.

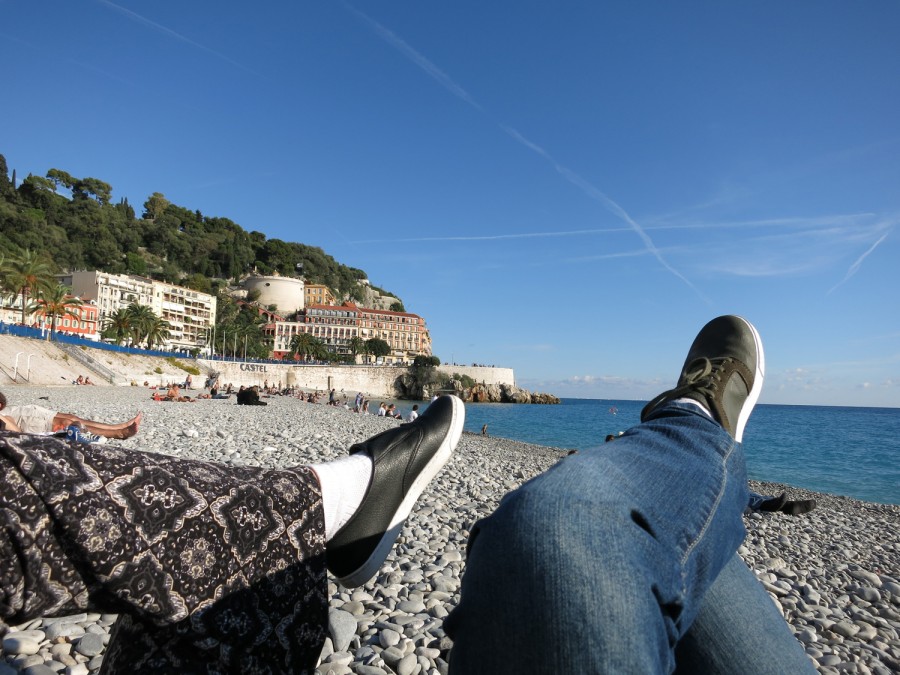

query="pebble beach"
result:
[1,385,898,675]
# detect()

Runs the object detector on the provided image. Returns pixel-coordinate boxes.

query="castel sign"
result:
[239,363,268,373]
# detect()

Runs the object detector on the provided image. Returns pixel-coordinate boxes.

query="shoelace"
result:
[641,356,728,420]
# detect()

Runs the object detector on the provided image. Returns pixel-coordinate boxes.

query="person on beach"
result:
[444,315,815,673]
[0,316,816,673]
[407,404,419,422]
[0,394,465,672]
[163,384,193,402]
[236,385,267,406]
[0,392,142,441]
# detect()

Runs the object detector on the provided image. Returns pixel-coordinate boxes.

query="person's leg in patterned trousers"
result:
[0,395,465,673]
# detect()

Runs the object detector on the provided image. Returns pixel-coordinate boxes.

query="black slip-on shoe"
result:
[782,499,817,516]
[758,492,789,512]
[326,395,465,588]
[641,315,765,442]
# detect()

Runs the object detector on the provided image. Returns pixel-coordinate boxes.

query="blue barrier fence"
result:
[0,323,194,359]
[0,322,343,366]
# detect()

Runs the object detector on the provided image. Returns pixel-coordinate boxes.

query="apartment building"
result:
[273,303,358,359]
[51,302,101,339]
[357,306,431,364]
[304,284,336,307]
[272,302,431,364]
[58,270,217,351]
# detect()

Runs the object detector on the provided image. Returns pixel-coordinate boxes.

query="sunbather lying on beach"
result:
[0,316,816,673]
[0,391,142,440]
[163,385,193,402]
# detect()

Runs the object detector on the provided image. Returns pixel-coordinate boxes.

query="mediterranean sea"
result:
[458,398,900,506]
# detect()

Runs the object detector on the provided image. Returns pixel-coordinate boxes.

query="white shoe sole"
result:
[733,316,765,443]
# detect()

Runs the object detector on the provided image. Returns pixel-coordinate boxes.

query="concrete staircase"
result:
[54,343,120,384]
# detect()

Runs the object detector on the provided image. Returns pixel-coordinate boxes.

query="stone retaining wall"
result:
[198,361,516,398]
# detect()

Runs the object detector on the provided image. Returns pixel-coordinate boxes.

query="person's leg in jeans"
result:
[674,554,816,674]
[447,315,809,673]
[447,402,748,673]
[1,395,464,672]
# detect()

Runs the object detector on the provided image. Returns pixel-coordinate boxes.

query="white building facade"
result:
[58,271,217,352]
[241,274,305,316]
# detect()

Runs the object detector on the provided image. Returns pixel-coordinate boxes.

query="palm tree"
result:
[144,316,172,351]
[2,249,55,324]
[233,311,267,359]
[102,308,132,346]
[27,284,84,339]
[124,303,156,347]
[349,336,367,362]
[290,331,326,362]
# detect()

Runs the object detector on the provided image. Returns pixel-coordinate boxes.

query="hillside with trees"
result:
[0,153,392,304]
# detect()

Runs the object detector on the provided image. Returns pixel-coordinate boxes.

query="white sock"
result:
[309,453,373,541]
[673,397,713,420]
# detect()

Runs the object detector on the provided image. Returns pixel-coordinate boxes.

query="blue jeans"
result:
[446,403,815,673]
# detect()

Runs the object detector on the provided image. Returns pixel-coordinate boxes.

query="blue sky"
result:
[3,1,898,407]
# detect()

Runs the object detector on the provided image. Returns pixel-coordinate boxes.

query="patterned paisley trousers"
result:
[0,432,329,674]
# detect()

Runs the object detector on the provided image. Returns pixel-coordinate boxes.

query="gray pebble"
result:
[379,628,401,648]
[44,622,85,640]
[355,666,388,675]
[327,609,357,653]
[397,652,419,675]
[74,633,104,657]
[21,666,59,675]
[2,635,42,655]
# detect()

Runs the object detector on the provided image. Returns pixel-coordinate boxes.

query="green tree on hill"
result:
[143,192,170,220]
[0,154,405,317]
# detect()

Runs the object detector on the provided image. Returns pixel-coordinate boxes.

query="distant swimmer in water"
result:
[481,424,488,436]
[609,406,618,415]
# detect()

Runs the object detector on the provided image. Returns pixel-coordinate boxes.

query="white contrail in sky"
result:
[828,229,892,295]
[341,3,482,111]
[96,0,260,76]
[344,3,704,298]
